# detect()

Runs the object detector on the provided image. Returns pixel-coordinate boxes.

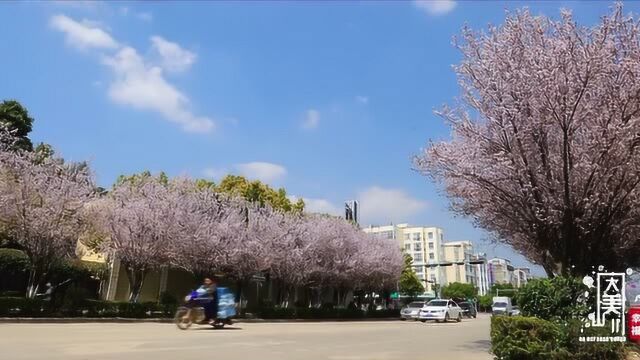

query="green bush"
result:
[560,319,625,360]
[0,297,48,317]
[491,316,625,360]
[0,248,30,274]
[515,276,590,321]
[491,315,565,360]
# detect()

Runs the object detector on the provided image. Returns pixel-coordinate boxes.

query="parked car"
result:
[510,306,521,316]
[458,301,477,318]
[400,301,425,320]
[417,299,463,323]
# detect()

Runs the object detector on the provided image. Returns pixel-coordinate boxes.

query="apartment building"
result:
[488,258,514,285]
[364,224,445,294]
[441,241,476,286]
[513,267,531,288]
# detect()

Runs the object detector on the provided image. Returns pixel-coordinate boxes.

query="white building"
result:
[364,224,445,294]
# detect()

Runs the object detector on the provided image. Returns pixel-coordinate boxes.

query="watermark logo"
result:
[579,268,629,343]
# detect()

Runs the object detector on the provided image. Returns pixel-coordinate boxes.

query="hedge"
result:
[491,315,565,360]
[0,297,176,318]
[0,296,400,320]
[491,316,625,360]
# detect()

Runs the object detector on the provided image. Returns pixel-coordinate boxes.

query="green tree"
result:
[399,254,424,298]
[216,175,304,213]
[0,100,34,151]
[441,282,477,299]
[477,294,492,312]
[515,277,590,321]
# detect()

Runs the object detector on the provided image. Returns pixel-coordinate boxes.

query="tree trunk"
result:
[125,268,147,303]
[26,264,46,299]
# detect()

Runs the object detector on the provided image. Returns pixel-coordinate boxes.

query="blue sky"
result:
[0,1,635,276]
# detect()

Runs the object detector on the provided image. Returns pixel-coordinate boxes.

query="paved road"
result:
[0,315,492,360]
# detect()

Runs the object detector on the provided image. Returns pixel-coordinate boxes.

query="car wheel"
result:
[444,313,450,323]
[400,318,406,321]
[457,313,462,322]
[420,319,426,323]
[473,314,477,319]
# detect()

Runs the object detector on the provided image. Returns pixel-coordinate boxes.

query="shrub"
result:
[560,320,625,360]
[491,316,626,360]
[491,316,566,360]
[0,297,48,317]
[0,248,30,274]
[515,276,590,321]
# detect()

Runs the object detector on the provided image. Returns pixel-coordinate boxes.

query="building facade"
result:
[364,224,445,294]
[470,253,490,296]
[513,267,531,288]
[441,241,476,286]
[488,258,515,285]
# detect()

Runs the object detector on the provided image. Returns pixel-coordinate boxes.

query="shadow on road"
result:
[457,339,491,353]
[192,326,243,331]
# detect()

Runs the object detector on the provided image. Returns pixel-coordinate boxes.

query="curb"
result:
[0,317,400,324]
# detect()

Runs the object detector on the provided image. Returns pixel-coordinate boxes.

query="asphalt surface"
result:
[0,315,492,360]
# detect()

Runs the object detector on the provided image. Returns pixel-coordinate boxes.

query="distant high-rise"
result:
[345,200,359,224]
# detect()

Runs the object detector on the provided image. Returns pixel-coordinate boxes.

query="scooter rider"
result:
[198,278,218,324]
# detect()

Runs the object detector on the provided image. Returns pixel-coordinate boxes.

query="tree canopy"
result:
[441,282,477,300]
[215,175,304,213]
[399,253,424,298]
[416,5,640,277]
[0,100,33,152]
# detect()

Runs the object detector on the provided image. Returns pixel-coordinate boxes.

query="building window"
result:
[404,243,411,251]
[428,232,433,240]
[440,233,443,241]
[414,253,423,263]
[412,233,421,241]
[429,252,435,260]
[428,242,434,250]
[415,267,424,274]
[404,233,410,241]
[414,242,422,252]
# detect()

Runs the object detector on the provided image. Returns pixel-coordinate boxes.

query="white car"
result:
[418,299,463,323]
[400,301,425,320]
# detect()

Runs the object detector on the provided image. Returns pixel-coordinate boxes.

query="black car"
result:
[458,301,477,318]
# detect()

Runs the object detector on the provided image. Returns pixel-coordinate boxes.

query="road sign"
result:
[390,292,399,299]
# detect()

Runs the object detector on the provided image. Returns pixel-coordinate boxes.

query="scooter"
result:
[174,286,236,330]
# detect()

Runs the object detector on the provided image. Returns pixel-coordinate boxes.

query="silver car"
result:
[400,301,425,320]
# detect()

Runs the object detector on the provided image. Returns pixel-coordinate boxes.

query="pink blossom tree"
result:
[0,148,95,298]
[91,174,178,302]
[169,179,246,279]
[415,5,640,276]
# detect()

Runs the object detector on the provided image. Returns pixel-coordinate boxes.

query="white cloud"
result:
[356,96,369,104]
[413,0,457,16]
[357,186,428,225]
[235,162,287,183]
[202,167,228,180]
[102,46,214,133]
[137,12,153,22]
[150,36,196,72]
[302,109,320,130]
[51,14,215,134]
[49,14,118,49]
[289,196,342,216]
